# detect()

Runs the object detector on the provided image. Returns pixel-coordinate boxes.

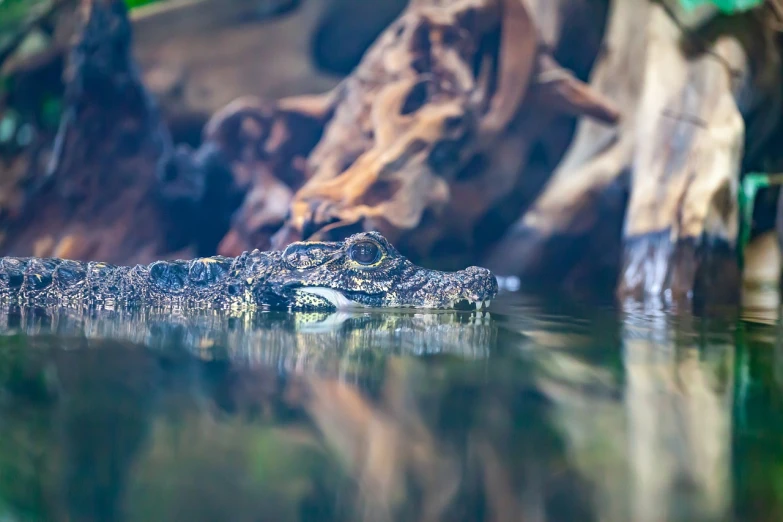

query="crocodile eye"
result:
[349,241,381,265]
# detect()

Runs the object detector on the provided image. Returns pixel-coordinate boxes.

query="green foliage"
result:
[124,0,165,9]
[738,173,783,270]
[738,173,770,269]
[678,0,764,13]
[0,0,163,37]
[732,323,783,520]
[125,417,349,522]
[40,96,62,130]
[0,0,49,39]
[0,339,60,522]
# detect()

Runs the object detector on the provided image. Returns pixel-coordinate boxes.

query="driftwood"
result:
[168,93,335,255]
[485,0,782,304]
[273,0,618,256]
[482,0,648,293]
[194,0,618,267]
[618,5,780,305]
[0,0,183,264]
[0,0,384,261]
[0,0,77,224]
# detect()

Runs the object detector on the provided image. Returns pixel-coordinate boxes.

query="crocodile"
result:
[0,231,497,311]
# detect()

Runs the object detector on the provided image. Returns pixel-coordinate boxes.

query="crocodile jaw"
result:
[296,287,369,310]
[295,286,494,311]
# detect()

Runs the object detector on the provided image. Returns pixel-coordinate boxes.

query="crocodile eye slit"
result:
[348,241,382,265]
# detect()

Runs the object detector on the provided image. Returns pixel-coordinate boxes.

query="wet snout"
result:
[451,266,498,310]
[414,265,498,310]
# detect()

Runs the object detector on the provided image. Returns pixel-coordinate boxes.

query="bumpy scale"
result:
[0,232,498,311]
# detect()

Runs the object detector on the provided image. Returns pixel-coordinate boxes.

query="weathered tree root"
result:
[273,0,617,251]
[202,0,617,268]
[0,0,183,264]
[169,92,337,256]
[617,5,780,306]
[482,0,644,293]
[485,0,782,305]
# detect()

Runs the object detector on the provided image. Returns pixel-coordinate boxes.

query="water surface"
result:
[0,292,781,522]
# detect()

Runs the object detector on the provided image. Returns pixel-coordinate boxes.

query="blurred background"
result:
[8,0,778,303]
[3,2,783,522]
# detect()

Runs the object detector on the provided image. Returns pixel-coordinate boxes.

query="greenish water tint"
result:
[0,293,781,522]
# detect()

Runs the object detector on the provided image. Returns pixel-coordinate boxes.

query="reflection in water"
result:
[0,306,495,371]
[620,310,733,522]
[0,296,780,522]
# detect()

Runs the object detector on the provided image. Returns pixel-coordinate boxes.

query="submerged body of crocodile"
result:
[0,232,497,311]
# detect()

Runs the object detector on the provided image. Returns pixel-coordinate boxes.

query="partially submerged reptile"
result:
[0,232,497,311]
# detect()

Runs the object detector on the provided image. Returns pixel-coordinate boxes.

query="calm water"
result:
[0,290,781,522]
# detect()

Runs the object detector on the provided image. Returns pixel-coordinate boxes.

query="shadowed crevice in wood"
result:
[482,168,629,299]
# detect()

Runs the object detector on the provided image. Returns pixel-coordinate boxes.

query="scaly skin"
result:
[0,232,498,311]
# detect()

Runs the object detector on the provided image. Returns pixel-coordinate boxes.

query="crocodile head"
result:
[267,231,497,310]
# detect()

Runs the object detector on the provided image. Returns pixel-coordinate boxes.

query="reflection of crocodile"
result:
[0,232,497,311]
[0,305,497,369]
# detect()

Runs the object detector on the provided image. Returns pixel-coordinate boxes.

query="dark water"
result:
[0,291,781,522]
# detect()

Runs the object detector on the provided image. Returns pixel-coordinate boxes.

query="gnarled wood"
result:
[485,0,782,304]
[0,0,182,264]
[483,0,645,291]
[168,91,338,256]
[618,5,780,305]
[208,0,617,262]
